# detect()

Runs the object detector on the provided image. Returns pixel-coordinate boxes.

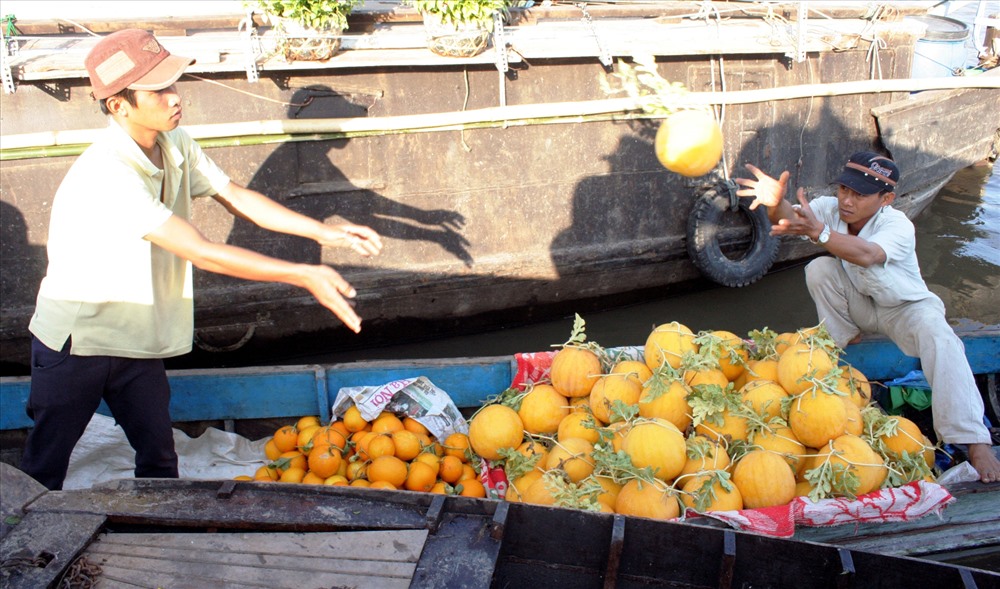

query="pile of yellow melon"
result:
[467,315,936,518]
[237,406,487,497]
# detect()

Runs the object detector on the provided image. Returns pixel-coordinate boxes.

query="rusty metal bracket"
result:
[785,2,807,64]
[578,3,612,69]
[493,11,509,74]
[0,25,17,94]
[216,479,238,499]
[239,10,261,84]
[424,494,446,533]
[718,529,736,589]
[488,500,508,541]
[602,514,626,589]
[837,548,856,589]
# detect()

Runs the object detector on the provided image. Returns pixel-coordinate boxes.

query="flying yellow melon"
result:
[654,109,723,177]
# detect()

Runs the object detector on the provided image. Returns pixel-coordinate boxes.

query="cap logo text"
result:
[94,50,136,86]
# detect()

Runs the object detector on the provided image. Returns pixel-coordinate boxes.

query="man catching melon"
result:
[734,152,1000,483]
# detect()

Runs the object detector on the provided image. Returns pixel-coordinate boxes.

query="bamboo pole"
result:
[2,74,998,159]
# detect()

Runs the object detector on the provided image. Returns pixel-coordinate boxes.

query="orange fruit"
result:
[253,465,279,482]
[308,446,343,479]
[355,431,378,461]
[296,415,321,431]
[346,460,367,482]
[430,481,450,494]
[264,438,282,461]
[369,480,398,490]
[405,460,438,492]
[368,455,409,488]
[274,450,307,473]
[415,432,433,449]
[426,441,445,457]
[279,467,307,483]
[413,452,441,476]
[403,417,430,435]
[392,430,422,462]
[272,425,299,454]
[350,479,370,488]
[460,463,478,482]
[297,425,321,454]
[343,405,369,433]
[302,472,326,485]
[456,478,487,498]
[324,474,349,486]
[330,420,351,439]
[367,434,397,460]
[311,426,348,454]
[233,475,253,481]
[439,455,465,484]
[443,432,472,462]
[371,412,405,434]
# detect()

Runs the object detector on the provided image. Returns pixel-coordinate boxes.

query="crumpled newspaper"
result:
[331,376,468,440]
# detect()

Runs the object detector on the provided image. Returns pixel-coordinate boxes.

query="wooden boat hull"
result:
[1,3,998,370]
[2,468,998,589]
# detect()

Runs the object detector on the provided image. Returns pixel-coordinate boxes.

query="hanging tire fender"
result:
[685,185,780,287]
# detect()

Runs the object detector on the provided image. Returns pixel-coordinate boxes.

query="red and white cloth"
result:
[698,481,954,537]
[512,351,556,390]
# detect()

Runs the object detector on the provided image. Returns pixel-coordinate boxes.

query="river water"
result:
[286,161,1000,365]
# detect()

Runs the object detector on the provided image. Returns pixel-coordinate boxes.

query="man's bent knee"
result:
[805,256,841,289]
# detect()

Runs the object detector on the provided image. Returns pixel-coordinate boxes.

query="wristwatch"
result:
[814,224,831,245]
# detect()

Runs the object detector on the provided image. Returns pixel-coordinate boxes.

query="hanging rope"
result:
[859,3,893,79]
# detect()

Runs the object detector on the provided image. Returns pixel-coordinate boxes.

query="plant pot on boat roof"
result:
[408,0,514,58]
[250,0,360,61]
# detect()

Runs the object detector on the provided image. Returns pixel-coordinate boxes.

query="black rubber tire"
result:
[686,190,780,287]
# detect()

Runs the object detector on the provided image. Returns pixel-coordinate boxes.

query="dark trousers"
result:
[20,336,178,490]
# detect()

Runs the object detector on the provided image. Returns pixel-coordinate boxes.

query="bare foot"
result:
[847,334,863,345]
[967,443,1000,483]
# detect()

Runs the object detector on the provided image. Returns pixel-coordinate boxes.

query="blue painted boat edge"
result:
[0,357,517,431]
[840,326,1000,380]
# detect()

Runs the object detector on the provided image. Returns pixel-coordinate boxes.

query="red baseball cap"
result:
[85,29,193,100]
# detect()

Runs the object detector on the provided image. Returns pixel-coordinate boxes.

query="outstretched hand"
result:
[771,189,821,240]
[733,163,790,210]
[320,224,384,258]
[301,265,364,333]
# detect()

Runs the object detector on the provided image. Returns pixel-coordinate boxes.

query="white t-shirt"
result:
[30,122,230,358]
[809,196,934,307]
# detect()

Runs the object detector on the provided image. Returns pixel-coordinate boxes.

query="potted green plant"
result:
[408,0,514,58]
[251,0,360,61]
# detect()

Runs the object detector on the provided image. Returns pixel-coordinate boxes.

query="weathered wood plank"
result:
[0,511,105,589]
[27,479,436,530]
[86,530,425,568]
[84,531,422,589]
[410,513,501,589]
[0,462,47,542]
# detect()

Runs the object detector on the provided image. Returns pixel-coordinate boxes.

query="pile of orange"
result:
[236,406,486,497]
